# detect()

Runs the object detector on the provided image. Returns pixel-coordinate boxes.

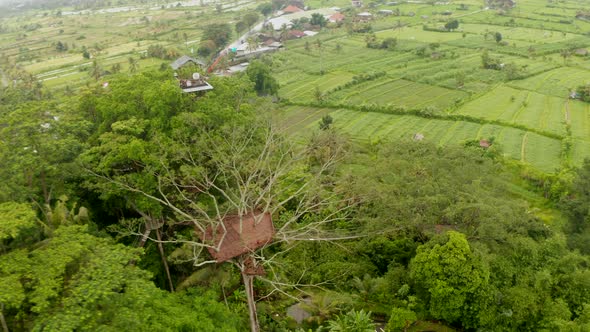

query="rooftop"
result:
[179,78,213,93]
[170,55,206,70]
[283,5,303,13]
[198,212,274,263]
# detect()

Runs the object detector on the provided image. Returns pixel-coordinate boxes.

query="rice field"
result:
[458,85,567,136]
[568,100,590,141]
[279,106,563,172]
[278,71,355,101]
[509,67,590,97]
[325,78,468,109]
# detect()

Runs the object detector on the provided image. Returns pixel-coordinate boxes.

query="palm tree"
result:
[246,36,257,53]
[128,56,138,74]
[280,24,289,42]
[327,309,375,332]
[300,292,347,325]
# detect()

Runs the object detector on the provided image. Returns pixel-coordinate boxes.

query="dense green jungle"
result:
[1,0,590,330]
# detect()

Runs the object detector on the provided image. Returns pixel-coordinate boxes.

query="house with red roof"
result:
[283,4,303,13]
[329,12,345,23]
[288,30,306,39]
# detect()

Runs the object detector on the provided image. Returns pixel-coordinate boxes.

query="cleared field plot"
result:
[278,71,355,101]
[274,40,422,75]
[568,100,590,140]
[458,9,590,34]
[460,23,585,43]
[460,85,528,119]
[524,133,562,172]
[277,105,333,134]
[572,139,590,166]
[279,106,565,172]
[439,121,482,146]
[510,67,590,97]
[328,79,468,110]
[377,27,465,43]
[459,85,567,135]
[497,127,526,161]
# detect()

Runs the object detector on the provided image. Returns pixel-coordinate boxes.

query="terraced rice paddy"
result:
[272,0,590,173]
[328,78,469,109]
[279,106,563,172]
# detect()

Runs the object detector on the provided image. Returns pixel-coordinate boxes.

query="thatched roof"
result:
[199,212,274,263]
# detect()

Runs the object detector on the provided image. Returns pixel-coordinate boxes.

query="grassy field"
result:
[278,105,563,172]
[270,0,590,173]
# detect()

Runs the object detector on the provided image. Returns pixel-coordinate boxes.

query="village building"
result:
[262,39,283,48]
[378,9,394,15]
[170,55,206,70]
[176,72,213,93]
[351,0,363,7]
[356,12,373,21]
[171,56,212,93]
[282,4,304,14]
[329,12,345,23]
[267,16,294,31]
[575,49,589,56]
[288,30,306,39]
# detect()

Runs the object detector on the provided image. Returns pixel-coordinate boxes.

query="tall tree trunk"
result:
[0,303,9,332]
[241,271,259,332]
[138,228,151,248]
[156,228,174,292]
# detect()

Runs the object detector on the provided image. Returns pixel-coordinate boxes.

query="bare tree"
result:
[90,123,354,332]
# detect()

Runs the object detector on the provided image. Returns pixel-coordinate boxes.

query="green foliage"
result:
[202,23,233,49]
[410,231,490,327]
[243,12,260,28]
[257,3,273,16]
[386,307,416,332]
[319,115,333,130]
[444,20,459,31]
[0,221,242,331]
[146,44,179,60]
[495,32,503,43]
[327,309,375,332]
[576,84,590,102]
[0,98,89,203]
[0,202,37,242]
[311,13,327,27]
[560,159,590,254]
[246,60,279,96]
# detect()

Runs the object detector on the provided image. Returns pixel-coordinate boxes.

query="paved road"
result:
[224,21,266,54]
